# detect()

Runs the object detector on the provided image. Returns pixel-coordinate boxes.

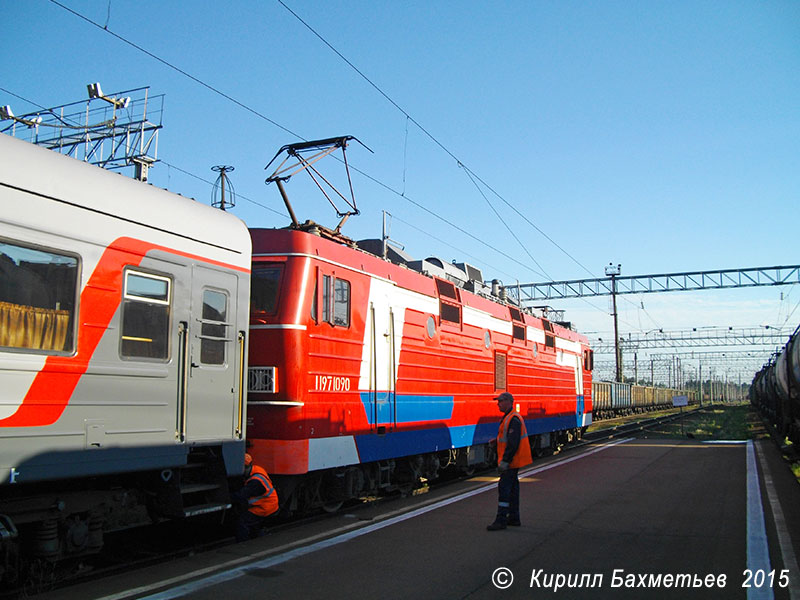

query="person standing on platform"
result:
[487,392,532,531]
[232,453,279,542]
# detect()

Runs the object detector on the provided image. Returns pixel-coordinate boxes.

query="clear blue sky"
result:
[3,0,798,381]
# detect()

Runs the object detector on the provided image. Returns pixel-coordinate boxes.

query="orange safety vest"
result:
[246,465,279,517]
[497,410,533,469]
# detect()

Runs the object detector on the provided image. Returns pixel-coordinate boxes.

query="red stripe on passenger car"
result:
[0,237,249,427]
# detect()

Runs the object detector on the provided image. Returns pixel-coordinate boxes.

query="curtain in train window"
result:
[0,240,77,353]
[201,289,228,365]
[121,271,171,360]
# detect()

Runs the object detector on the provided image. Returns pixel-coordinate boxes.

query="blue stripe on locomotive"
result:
[359,392,455,425]
[353,394,588,464]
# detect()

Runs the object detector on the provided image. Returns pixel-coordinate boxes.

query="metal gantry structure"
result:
[506,265,800,303]
[504,264,800,385]
[1,84,163,181]
[591,325,792,388]
[595,348,774,385]
[591,326,790,354]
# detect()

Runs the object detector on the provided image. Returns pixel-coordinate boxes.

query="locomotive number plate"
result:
[315,375,351,392]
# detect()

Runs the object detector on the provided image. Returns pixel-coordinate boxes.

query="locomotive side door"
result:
[367,295,397,432]
[182,265,240,442]
[574,353,585,425]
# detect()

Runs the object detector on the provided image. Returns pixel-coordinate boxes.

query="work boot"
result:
[507,518,521,526]
[486,520,507,531]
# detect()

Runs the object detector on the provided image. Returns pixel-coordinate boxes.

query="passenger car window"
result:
[121,271,171,360]
[0,240,78,353]
[201,289,228,365]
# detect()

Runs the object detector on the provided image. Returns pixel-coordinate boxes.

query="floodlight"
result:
[87,82,103,99]
[0,105,14,120]
[87,82,130,109]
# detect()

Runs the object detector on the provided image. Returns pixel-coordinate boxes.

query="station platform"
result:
[43,436,800,600]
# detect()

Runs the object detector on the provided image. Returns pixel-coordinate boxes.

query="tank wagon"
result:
[0,134,251,580]
[245,225,594,512]
[751,324,800,444]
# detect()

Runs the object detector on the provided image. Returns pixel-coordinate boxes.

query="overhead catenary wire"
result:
[43,0,664,332]
[48,0,304,142]
[274,0,665,333]
[275,0,596,278]
[460,164,550,280]
[42,0,589,279]
[44,0,546,281]
[160,160,286,218]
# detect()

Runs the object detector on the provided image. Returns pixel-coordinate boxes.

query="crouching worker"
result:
[232,453,279,542]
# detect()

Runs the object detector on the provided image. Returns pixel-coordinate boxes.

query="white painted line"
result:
[746,440,774,600]
[754,441,800,600]
[100,438,633,600]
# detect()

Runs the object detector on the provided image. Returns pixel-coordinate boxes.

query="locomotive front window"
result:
[0,239,78,354]
[250,266,282,316]
[121,271,171,360]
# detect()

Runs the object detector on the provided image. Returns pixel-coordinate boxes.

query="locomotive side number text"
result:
[315,375,351,392]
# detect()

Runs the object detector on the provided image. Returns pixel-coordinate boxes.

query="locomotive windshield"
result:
[250,265,282,317]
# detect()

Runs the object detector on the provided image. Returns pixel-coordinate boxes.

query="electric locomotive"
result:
[246,225,593,512]
[245,138,593,512]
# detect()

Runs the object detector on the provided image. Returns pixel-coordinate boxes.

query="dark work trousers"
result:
[235,509,266,542]
[495,467,520,524]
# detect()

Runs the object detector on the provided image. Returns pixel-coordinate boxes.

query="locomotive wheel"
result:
[321,500,344,513]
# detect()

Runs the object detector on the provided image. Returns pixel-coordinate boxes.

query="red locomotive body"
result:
[246,227,593,510]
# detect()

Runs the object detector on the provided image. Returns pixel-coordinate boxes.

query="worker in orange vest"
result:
[487,392,532,531]
[232,453,279,541]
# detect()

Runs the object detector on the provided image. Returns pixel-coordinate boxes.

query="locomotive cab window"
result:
[121,270,171,360]
[322,274,351,327]
[200,289,229,365]
[250,265,282,317]
[0,240,78,353]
